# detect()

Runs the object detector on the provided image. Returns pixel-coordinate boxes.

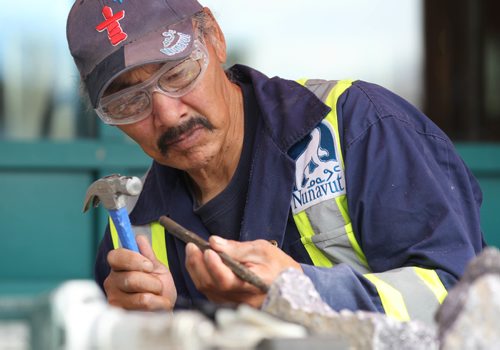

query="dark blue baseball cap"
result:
[67,0,204,107]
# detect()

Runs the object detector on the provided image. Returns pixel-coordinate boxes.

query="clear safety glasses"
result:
[96,40,209,125]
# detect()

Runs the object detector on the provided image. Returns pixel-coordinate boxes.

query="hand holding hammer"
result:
[83,174,142,252]
[83,174,176,311]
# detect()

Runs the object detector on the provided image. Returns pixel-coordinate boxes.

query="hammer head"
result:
[82,174,143,212]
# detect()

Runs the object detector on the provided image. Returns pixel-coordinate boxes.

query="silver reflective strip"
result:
[369,267,441,325]
[112,224,153,249]
[310,228,371,274]
[306,197,345,230]
[115,222,168,269]
[305,200,371,274]
[131,224,153,246]
[304,79,339,101]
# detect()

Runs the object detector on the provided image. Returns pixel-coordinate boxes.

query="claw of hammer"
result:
[83,174,142,252]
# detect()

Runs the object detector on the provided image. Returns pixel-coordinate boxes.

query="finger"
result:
[108,271,163,294]
[185,242,209,281]
[203,248,246,290]
[185,242,204,265]
[109,292,174,311]
[185,243,224,291]
[107,248,153,273]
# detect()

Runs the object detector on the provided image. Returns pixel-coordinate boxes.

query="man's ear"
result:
[202,7,227,64]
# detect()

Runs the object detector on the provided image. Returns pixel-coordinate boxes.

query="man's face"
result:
[109,37,236,172]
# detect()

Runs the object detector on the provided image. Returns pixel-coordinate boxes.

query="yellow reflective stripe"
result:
[364,274,411,322]
[109,217,120,249]
[334,194,368,267]
[326,80,369,268]
[323,80,354,168]
[413,267,448,303]
[109,219,169,269]
[294,79,369,270]
[296,78,308,86]
[333,195,366,268]
[345,222,369,269]
[151,222,169,268]
[293,211,333,268]
[335,193,350,222]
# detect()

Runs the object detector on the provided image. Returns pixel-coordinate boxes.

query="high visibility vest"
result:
[292,79,447,324]
[109,79,447,324]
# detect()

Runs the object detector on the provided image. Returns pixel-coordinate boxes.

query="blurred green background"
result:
[1,0,499,300]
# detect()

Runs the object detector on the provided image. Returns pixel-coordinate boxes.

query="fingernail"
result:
[211,236,227,246]
[142,260,153,271]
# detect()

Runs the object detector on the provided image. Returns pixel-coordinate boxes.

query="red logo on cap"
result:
[96,6,128,46]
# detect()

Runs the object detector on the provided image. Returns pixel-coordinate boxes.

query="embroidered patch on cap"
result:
[96,6,128,46]
[160,30,191,56]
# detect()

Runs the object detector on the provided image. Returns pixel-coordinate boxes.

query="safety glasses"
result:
[96,39,209,125]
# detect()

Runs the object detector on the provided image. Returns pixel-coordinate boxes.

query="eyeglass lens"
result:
[99,45,206,123]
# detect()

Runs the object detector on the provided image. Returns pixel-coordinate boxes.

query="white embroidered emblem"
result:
[291,121,346,214]
[160,30,191,56]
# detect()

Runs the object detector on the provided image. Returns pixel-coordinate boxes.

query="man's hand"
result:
[104,235,177,310]
[185,237,303,308]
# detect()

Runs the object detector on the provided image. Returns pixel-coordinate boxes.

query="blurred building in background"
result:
[425,0,500,140]
[1,0,426,141]
[0,0,94,140]
[0,0,499,306]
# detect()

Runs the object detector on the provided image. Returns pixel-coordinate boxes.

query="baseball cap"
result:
[67,0,204,108]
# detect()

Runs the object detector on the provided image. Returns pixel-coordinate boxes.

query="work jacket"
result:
[95,65,485,325]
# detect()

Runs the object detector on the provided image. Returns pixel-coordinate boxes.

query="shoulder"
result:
[339,81,451,150]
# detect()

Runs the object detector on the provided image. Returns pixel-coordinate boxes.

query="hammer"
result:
[83,174,142,252]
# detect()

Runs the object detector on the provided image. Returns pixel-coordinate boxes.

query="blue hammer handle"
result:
[109,207,139,252]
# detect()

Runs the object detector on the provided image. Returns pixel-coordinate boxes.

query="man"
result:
[67,0,485,324]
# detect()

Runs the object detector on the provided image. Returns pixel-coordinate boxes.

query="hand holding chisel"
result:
[158,215,270,293]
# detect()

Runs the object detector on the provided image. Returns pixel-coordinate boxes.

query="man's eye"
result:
[159,60,200,91]
[161,66,189,83]
[105,92,149,117]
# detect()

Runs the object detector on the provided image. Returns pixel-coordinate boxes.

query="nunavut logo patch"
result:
[291,121,346,214]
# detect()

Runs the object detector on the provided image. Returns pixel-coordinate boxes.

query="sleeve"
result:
[300,263,383,312]
[301,82,485,324]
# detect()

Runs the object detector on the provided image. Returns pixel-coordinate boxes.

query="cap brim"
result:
[85,18,196,108]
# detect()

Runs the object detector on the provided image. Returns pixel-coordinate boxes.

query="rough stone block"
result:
[262,269,437,350]
[436,247,500,349]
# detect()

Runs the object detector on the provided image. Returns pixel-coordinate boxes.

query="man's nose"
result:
[151,91,189,128]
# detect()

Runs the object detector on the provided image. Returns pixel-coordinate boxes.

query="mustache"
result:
[157,116,215,155]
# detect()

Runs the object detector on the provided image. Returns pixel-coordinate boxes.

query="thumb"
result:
[136,235,162,269]
[209,235,245,257]
[209,236,273,264]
